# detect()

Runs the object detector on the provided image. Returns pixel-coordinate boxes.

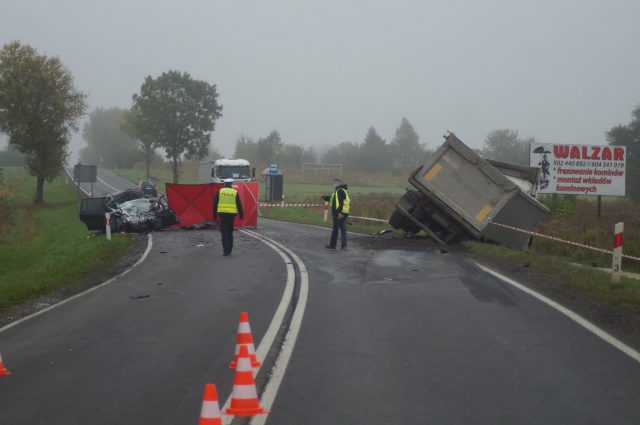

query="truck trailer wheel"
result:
[388,209,406,229]
[389,209,421,234]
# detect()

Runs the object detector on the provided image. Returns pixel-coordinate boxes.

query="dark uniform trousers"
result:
[219,213,236,254]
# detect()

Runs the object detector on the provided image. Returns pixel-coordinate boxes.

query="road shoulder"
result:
[465,247,640,353]
[0,232,149,329]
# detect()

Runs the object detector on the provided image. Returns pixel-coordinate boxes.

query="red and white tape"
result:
[489,221,640,262]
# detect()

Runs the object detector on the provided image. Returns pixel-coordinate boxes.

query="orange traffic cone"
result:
[199,384,222,425]
[224,345,268,416]
[229,311,261,369]
[0,353,11,376]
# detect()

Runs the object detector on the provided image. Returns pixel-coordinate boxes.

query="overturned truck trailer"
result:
[389,133,549,250]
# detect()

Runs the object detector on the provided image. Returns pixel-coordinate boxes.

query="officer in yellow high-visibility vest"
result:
[322,178,350,250]
[213,178,244,256]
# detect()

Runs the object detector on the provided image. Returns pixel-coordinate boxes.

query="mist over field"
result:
[1,0,640,161]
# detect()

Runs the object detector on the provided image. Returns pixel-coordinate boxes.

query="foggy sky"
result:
[1,0,639,161]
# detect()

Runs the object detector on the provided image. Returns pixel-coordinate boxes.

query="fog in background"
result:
[1,0,639,162]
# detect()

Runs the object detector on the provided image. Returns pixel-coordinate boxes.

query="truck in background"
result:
[198,159,256,183]
[389,133,549,250]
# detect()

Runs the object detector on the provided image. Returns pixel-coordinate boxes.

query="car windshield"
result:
[217,166,251,179]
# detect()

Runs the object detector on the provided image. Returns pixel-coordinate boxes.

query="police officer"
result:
[213,178,244,256]
[323,178,350,250]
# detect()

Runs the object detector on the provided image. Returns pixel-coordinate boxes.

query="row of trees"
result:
[234,131,316,169]
[320,119,428,174]
[2,41,639,201]
[233,118,430,175]
[0,41,224,201]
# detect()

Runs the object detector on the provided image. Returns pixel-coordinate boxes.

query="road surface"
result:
[65,167,138,197]
[1,168,639,424]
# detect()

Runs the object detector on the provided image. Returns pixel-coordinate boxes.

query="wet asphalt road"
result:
[258,220,640,425]
[0,229,286,424]
[1,169,639,424]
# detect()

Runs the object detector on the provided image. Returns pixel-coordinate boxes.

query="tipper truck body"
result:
[389,133,549,250]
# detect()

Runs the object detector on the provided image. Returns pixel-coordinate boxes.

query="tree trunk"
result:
[172,156,179,183]
[35,176,45,203]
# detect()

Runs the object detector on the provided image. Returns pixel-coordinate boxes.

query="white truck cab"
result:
[198,159,255,183]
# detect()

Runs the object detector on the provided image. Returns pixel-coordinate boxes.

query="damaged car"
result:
[79,189,179,233]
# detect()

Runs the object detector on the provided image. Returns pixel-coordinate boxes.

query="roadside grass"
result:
[269,183,404,202]
[535,198,640,272]
[465,241,640,314]
[259,205,393,235]
[0,167,132,309]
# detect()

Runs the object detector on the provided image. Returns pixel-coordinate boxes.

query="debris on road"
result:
[129,294,151,300]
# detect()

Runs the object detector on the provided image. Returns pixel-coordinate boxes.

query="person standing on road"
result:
[213,178,244,256]
[323,178,350,250]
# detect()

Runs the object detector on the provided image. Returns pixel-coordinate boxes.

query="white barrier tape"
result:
[488,221,640,262]
[349,215,388,223]
[258,203,322,207]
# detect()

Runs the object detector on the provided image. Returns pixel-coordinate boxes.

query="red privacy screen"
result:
[166,182,258,228]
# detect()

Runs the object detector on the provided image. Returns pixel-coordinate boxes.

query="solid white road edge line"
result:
[476,262,640,364]
[0,234,153,334]
[218,230,297,424]
[243,229,309,425]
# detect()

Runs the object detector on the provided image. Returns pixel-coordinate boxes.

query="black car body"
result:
[79,189,178,232]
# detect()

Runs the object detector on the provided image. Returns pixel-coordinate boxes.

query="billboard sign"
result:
[529,143,626,196]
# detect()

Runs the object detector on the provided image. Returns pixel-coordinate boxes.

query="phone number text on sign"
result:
[530,143,626,196]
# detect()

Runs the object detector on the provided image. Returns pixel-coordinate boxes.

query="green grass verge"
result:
[269,182,404,202]
[113,168,404,201]
[0,167,133,309]
[465,241,640,314]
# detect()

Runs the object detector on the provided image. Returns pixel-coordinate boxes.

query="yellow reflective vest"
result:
[217,187,239,214]
[329,188,350,214]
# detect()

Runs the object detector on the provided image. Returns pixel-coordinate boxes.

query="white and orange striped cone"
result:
[229,311,261,369]
[224,345,269,416]
[0,353,11,376]
[199,384,222,425]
